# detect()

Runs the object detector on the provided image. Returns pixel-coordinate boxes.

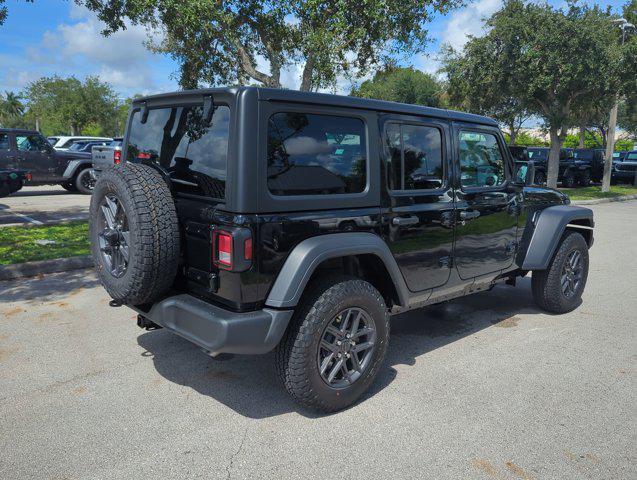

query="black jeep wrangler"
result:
[89,88,594,412]
[526,147,592,187]
[0,128,96,194]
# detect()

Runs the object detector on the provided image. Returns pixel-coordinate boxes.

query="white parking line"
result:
[12,213,43,225]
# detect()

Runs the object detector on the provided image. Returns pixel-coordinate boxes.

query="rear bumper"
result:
[130,294,294,355]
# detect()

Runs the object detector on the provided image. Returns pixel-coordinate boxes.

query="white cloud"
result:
[441,0,502,50]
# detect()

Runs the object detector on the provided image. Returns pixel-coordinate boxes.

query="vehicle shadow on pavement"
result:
[0,269,100,303]
[137,278,544,419]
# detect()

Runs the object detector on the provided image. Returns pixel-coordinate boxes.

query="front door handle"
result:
[392,216,419,227]
[459,210,481,220]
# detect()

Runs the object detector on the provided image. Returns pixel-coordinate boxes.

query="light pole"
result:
[602,18,635,192]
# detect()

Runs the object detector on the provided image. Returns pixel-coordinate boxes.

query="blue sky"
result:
[0,0,624,99]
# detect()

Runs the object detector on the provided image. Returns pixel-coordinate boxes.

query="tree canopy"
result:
[80,0,462,91]
[440,0,626,187]
[23,76,122,136]
[350,66,445,108]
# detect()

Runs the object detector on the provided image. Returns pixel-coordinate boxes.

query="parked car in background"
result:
[573,148,605,183]
[0,168,30,197]
[91,137,124,175]
[47,135,112,150]
[1,128,96,194]
[68,140,111,153]
[612,151,628,163]
[526,147,591,187]
[612,150,637,184]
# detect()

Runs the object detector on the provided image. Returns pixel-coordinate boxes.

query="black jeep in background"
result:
[0,128,96,194]
[526,147,592,187]
[90,87,593,412]
[573,148,605,183]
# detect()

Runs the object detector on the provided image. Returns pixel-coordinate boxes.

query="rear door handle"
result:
[459,210,481,220]
[392,216,419,226]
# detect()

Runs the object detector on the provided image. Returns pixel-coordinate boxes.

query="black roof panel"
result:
[133,86,498,127]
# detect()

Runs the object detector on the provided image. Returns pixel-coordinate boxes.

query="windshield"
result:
[126,104,230,199]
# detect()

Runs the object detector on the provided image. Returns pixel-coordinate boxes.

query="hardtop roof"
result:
[133,86,499,127]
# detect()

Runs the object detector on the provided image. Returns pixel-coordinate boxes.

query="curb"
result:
[572,194,637,205]
[0,255,93,281]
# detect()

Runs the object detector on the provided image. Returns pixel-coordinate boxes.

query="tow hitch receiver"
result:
[137,314,162,330]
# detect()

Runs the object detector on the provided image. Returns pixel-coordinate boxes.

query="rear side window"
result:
[459,131,506,188]
[0,134,10,151]
[267,112,367,196]
[385,123,444,191]
[126,105,230,199]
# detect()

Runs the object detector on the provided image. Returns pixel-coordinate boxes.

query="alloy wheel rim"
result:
[317,307,376,389]
[97,194,130,278]
[82,170,96,191]
[561,249,583,298]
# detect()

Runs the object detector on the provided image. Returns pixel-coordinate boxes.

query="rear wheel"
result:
[562,171,576,189]
[75,168,96,194]
[532,231,589,314]
[533,170,546,186]
[275,275,389,413]
[578,170,591,186]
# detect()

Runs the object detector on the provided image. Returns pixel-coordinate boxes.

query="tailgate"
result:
[92,146,118,170]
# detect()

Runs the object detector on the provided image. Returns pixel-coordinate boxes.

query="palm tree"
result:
[2,91,24,117]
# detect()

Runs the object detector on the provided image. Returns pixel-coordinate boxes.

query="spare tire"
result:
[89,163,180,305]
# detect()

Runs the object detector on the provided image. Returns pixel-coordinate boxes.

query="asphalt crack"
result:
[226,425,249,480]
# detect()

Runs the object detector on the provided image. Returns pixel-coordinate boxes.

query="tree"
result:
[1,91,24,117]
[24,76,121,136]
[441,44,530,146]
[441,1,624,188]
[80,0,462,91]
[350,67,444,108]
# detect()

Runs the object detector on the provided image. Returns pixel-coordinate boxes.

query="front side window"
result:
[459,131,506,188]
[385,123,443,191]
[267,112,367,196]
[127,105,230,199]
[16,134,50,153]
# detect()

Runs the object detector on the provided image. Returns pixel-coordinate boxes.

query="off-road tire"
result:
[532,231,589,314]
[562,171,576,189]
[75,167,95,194]
[61,180,77,192]
[533,170,546,186]
[275,275,390,413]
[578,170,591,187]
[89,163,180,305]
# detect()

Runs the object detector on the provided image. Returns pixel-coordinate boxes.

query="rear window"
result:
[0,134,9,151]
[126,105,230,199]
[267,112,367,196]
[527,148,548,160]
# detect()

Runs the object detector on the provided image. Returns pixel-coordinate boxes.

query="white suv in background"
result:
[47,136,112,150]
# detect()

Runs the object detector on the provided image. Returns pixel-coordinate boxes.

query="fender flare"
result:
[522,205,594,270]
[62,159,92,180]
[265,232,410,309]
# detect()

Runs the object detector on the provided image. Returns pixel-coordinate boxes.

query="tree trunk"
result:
[602,102,618,193]
[578,123,585,148]
[508,121,517,145]
[547,127,563,189]
[300,55,316,92]
[70,124,78,136]
[35,117,40,132]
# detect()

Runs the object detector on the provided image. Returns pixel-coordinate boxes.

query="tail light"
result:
[25,173,32,181]
[212,227,253,271]
[113,150,122,165]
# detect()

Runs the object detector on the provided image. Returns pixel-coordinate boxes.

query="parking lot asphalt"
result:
[0,186,90,226]
[1,201,635,480]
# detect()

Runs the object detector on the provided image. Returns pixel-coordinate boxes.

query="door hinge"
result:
[505,241,518,253]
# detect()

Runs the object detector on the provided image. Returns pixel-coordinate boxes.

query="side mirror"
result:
[515,160,535,186]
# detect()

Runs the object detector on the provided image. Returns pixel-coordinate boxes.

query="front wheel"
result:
[533,170,546,186]
[578,170,591,186]
[532,231,589,314]
[275,276,390,413]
